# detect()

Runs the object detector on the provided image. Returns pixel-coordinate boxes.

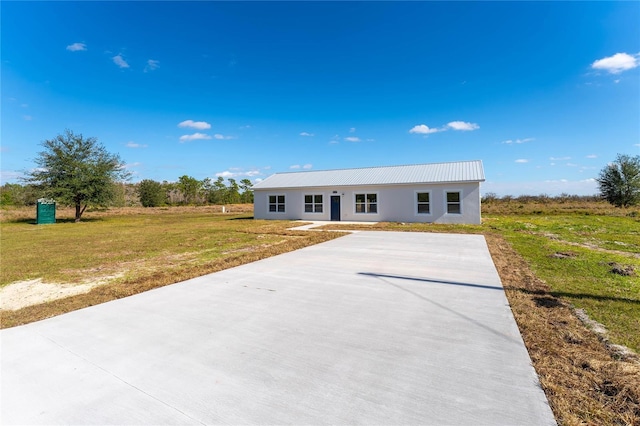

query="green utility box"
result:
[36,199,56,224]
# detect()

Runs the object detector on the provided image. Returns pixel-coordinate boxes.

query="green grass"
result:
[1,210,315,287]
[484,214,640,353]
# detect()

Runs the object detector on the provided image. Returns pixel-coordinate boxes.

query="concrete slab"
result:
[1,232,556,425]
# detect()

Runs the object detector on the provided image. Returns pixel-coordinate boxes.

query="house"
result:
[252,160,485,224]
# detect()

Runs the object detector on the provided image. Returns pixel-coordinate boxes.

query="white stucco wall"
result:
[254,182,482,224]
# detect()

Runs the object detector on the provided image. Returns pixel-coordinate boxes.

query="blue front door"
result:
[331,196,341,221]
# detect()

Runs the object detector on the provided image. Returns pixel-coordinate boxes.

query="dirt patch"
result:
[549,251,578,259]
[607,262,637,277]
[0,275,121,311]
[529,231,640,259]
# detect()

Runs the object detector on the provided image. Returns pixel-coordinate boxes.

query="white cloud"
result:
[179,133,212,142]
[566,163,578,167]
[20,103,28,108]
[23,115,32,121]
[447,121,479,131]
[290,165,300,169]
[126,141,148,148]
[144,59,160,72]
[302,164,312,169]
[215,168,261,178]
[345,136,361,142]
[550,156,571,161]
[124,162,142,168]
[409,124,440,135]
[178,120,211,130]
[502,138,534,144]
[585,154,597,159]
[66,42,87,52]
[112,54,129,69]
[255,178,263,183]
[591,52,639,74]
[349,127,356,133]
[515,159,529,163]
[213,134,235,140]
[300,132,314,137]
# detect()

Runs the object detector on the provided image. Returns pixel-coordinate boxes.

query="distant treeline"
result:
[0,176,254,207]
[481,193,601,203]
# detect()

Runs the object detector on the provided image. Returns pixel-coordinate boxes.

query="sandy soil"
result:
[0,276,120,311]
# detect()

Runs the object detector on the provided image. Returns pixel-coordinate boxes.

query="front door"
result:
[330,196,341,221]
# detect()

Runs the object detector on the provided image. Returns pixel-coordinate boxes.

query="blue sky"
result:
[2,1,639,196]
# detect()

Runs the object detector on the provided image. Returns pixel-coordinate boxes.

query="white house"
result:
[252,160,485,224]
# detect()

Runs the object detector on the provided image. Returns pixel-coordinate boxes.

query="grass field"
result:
[1,200,639,424]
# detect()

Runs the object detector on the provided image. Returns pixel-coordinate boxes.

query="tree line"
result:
[0,176,254,208]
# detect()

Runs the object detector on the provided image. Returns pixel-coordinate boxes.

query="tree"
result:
[226,178,241,204]
[596,154,640,207]
[239,179,254,203]
[137,179,166,207]
[23,129,130,222]
[0,183,39,206]
[176,175,202,204]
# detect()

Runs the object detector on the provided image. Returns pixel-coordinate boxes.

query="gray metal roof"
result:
[253,160,485,190]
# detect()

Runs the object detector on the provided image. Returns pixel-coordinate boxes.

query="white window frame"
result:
[445,190,463,215]
[303,193,324,214]
[415,190,432,215]
[268,194,286,213]
[354,192,378,214]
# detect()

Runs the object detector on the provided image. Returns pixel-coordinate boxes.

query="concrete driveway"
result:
[1,232,555,425]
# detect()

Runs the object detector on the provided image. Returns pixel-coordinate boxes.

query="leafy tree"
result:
[137,179,166,207]
[23,130,129,221]
[203,176,228,204]
[226,178,241,203]
[239,178,254,203]
[596,154,640,207]
[176,175,202,204]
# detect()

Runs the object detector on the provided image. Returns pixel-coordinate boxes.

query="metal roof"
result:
[253,160,485,190]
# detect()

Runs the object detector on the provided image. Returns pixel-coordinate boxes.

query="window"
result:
[416,192,430,214]
[304,194,323,213]
[355,193,377,214]
[268,195,285,213]
[446,191,461,214]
